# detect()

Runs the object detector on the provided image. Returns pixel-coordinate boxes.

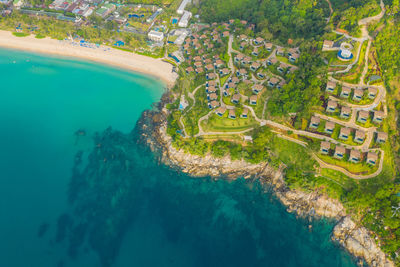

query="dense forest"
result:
[197,0,328,42]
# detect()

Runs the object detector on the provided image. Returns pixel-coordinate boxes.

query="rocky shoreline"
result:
[137,98,394,267]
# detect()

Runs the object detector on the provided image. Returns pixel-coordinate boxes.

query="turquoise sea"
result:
[0,48,357,267]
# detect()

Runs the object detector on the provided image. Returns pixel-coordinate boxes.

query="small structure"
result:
[267,58,278,66]
[366,152,378,165]
[249,95,258,105]
[250,62,261,72]
[376,132,388,143]
[354,130,366,144]
[185,66,194,74]
[323,40,334,49]
[254,37,264,46]
[357,110,369,123]
[252,47,259,57]
[215,107,226,117]
[234,53,244,62]
[349,150,361,163]
[340,86,351,98]
[208,93,218,101]
[373,111,384,123]
[340,106,352,119]
[214,59,224,69]
[320,141,330,155]
[208,100,219,109]
[237,68,247,77]
[309,116,320,129]
[148,30,164,42]
[268,77,279,87]
[368,87,378,99]
[277,80,286,90]
[265,43,273,51]
[325,121,335,134]
[289,53,299,63]
[195,67,204,74]
[326,100,338,113]
[205,64,214,72]
[231,94,241,104]
[228,109,236,119]
[277,63,287,73]
[206,86,217,94]
[353,89,364,102]
[276,47,284,56]
[326,81,336,93]
[206,80,216,87]
[241,108,249,118]
[339,127,351,140]
[252,84,264,94]
[338,42,354,61]
[226,82,236,89]
[242,56,252,65]
[230,77,240,84]
[219,68,229,76]
[206,72,216,80]
[194,61,202,68]
[334,146,346,159]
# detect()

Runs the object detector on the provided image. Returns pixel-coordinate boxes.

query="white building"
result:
[148,30,164,42]
[177,0,191,14]
[178,11,192,28]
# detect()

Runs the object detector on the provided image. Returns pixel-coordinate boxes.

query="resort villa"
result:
[268,77,279,87]
[208,100,219,109]
[228,109,236,119]
[309,116,320,129]
[325,121,335,134]
[358,110,369,123]
[265,43,273,51]
[276,47,284,56]
[340,106,352,119]
[252,84,264,94]
[277,80,286,90]
[215,107,226,117]
[323,40,334,49]
[340,86,351,98]
[367,152,378,165]
[231,94,241,104]
[354,130,366,144]
[241,108,249,118]
[373,111,384,123]
[326,100,338,113]
[376,132,388,143]
[326,81,336,93]
[320,141,331,154]
[368,87,378,99]
[334,146,346,159]
[339,127,351,140]
[249,95,258,105]
[349,150,361,163]
[267,58,278,66]
[353,89,364,102]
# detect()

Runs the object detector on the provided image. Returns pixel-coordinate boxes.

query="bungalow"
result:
[354,130,366,144]
[349,150,361,163]
[204,58,213,65]
[339,127,351,140]
[368,87,377,99]
[239,34,248,41]
[223,90,230,97]
[326,81,336,93]
[206,43,214,50]
[267,58,278,66]
[373,111,384,123]
[195,67,204,74]
[340,106,352,119]
[226,82,236,89]
[252,48,259,57]
[241,108,249,118]
[214,59,224,69]
[352,89,364,102]
[206,80,216,87]
[206,86,217,94]
[185,66,194,74]
[208,100,219,109]
[229,19,235,24]
[366,152,378,165]
[376,131,388,144]
[326,100,338,113]
[205,64,214,72]
[287,48,298,57]
[323,40,334,49]
[242,56,252,65]
[199,34,207,39]
[277,63,288,73]
[340,86,351,98]
[228,109,236,119]
[289,53,299,63]
[194,43,202,50]
[230,77,240,84]
[250,62,261,71]
[206,72,217,80]
[357,110,369,123]
[334,146,346,159]
[234,53,244,63]
[265,43,273,51]
[231,94,241,104]
[325,121,335,134]
[252,84,264,94]
[268,77,280,87]
[194,61,202,68]
[276,47,284,56]
[309,116,320,129]
[207,93,218,101]
[239,41,247,50]
[222,31,229,38]
[193,56,202,62]
[249,95,258,105]
[254,37,264,46]
[237,68,247,77]
[277,80,286,90]
[257,72,266,79]
[320,141,330,155]
[219,68,230,76]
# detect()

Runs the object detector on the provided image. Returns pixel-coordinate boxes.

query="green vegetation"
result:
[12,32,29,37]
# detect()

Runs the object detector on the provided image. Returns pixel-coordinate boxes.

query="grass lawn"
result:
[12,32,29,37]
[276,55,290,64]
[201,112,258,132]
[220,74,230,86]
[318,153,378,175]
[35,34,46,39]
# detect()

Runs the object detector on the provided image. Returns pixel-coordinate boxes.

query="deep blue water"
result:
[0,48,357,267]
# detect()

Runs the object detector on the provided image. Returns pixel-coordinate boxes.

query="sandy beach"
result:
[0,30,177,87]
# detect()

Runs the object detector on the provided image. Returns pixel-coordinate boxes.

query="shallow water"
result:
[0,48,356,267]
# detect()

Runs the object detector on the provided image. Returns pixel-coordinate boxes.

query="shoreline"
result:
[0,30,177,88]
[137,94,395,267]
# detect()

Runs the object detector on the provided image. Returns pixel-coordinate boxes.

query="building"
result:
[215,107,226,117]
[205,64,214,72]
[185,66,194,74]
[237,68,247,77]
[276,47,284,56]
[241,108,249,118]
[252,84,264,94]
[334,146,346,159]
[219,68,229,76]
[354,130,366,144]
[228,109,236,119]
[323,40,334,49]
[208,100,219,109]
[148,30,164,42]
[177,0,191,14]
[249,95,258,105]
[252,47,259,57]
[265,43,273,51]
[366,152,378,165]
[267,58,278,66]
[325,121,335,134]
[254,37,264,46]
[268,77,279,87]
[326,81,336,93]
[376,132,388,143]
[289,53,300,63]
[349,150,361,163]
[95,3,116,18]
[320,141,330,154]
[277,63,288,73]
[326,100,338,113]
[340,86,351,98]
[368,87,378,99]
[340,106,352,119]
[230,77,240,84]
[357,110,369,123]
[339,127,351,140]
[277,80,286,90]
[178,11,192,27]
[373,111,384,123]
[231,94,241,104]
[206,73,216,80]
[234,53,244,63]
[250,62,261,71]
[353,89,364,102]
[206,85,217,94]
[309,116,320,129]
